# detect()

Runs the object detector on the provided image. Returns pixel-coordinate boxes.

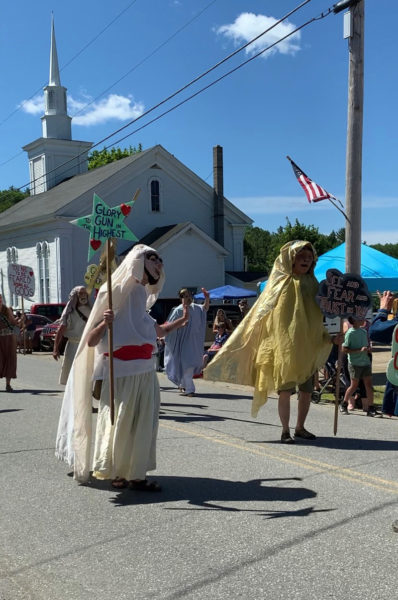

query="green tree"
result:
[244,226,273,272]
[244,218,344,273]
[0,186,30,214]
[370,243,398,259]
[88,144,143,170]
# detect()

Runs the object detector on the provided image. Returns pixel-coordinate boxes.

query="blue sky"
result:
[1,0,396,244]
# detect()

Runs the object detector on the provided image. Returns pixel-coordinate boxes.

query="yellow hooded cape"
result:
[204,240,332,417]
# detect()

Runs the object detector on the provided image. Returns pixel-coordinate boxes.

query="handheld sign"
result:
[386,324,398,386]
[316,269,372,436]
[316,269,372,320]
[72,192,139,261]
[8,264,35,298]
[70,190,140,425]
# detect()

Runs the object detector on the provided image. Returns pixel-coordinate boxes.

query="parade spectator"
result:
[53,286,91,384]
[205,241,341,443]
[164,287,209,397]
[212,308,233,334]
[238,299,249,320]
[0,294,19,392]
[55,244,188,488]
[203,323,229,368]
[369,291,398,415]
[342,316,378,416]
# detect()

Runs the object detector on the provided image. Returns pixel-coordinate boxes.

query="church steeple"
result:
[49,15,61,86]
[41,15,71,140]
[22,15,92,195]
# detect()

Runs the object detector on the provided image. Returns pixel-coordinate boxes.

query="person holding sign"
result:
[55,245,188,489]
[0,294,19,392]
[53,286,92,384]
[205,241,339,443]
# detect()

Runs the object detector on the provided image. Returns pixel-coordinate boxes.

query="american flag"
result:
[287,156,336,203]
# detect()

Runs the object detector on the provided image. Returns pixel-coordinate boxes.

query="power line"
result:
[72,0,218,118]
[108,7,334,150]
[14,0,314,192]
[0,0,140,129]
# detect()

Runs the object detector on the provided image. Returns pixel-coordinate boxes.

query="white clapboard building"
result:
[0,20,253,308]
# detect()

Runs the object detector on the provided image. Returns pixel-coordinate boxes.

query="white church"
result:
[0,20,256,309]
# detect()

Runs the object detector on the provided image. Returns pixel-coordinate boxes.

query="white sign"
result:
[8,264,35,298]
[324,316,341,334]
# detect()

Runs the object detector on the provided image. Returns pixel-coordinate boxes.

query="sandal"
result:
[128,479,162,492]
[294,428,316,440]
[111,477,128,489]
[281,430,294,444]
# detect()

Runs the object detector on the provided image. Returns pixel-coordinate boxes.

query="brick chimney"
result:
[213,145,225,247]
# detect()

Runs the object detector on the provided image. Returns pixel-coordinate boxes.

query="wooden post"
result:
[21,296,26,355]
[106,239,115,425]
[345,0,365,274]
[333,320,344,435]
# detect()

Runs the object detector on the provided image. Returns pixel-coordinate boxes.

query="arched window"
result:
[150,179,160,212]
[6,246,18,306]
[36,241,50,302]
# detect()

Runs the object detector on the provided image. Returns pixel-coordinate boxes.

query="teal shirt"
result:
[343,327,370,366]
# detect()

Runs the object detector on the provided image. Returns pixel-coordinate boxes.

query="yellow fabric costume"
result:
[204,240,332,417]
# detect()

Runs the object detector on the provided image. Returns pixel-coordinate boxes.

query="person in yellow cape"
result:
[205,240,339,443]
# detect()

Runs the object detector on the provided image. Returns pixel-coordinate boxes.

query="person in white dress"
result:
[53,286,91,384]
[55,244,188,490]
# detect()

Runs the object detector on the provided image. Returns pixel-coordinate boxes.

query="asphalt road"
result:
[1,351,398,600]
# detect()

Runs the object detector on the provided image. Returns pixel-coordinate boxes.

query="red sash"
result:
[104,343,153,360]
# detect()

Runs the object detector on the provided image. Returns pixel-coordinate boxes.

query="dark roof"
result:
[0,148,153,228]
[226,271,267,282]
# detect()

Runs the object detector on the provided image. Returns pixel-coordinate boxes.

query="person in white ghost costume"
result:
[55,244,188,490]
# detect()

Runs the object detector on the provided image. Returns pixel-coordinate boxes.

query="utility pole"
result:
[338,0,365,273]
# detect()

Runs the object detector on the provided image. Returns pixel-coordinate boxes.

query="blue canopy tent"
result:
[314,243,398,293]
[194,285,257,300]
[258,243,398,294]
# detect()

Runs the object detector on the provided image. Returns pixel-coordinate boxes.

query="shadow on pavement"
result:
[0,408,22,414]
[11,388,62,396]
[159,406,274,427]
[250,437,398,451]
[107,475,317,512]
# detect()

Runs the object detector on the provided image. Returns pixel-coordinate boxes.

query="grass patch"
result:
[319,385,385,406]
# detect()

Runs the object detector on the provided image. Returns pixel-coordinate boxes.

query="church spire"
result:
[22,14,92,194]
[41,15,71,140]
[49,14,61,86]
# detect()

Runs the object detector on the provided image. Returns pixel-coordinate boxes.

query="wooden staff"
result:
[106,238,115,425]
[21,296,26,355]
[333,319,344,436]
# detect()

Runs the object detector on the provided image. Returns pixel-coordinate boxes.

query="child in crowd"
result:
[342,316,379,416]
[203,323,229,368]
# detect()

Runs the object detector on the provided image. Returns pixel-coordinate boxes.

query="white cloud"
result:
[71,94,144,126]
[19,95,44,114]
[19,93,144,126]
[216,13,301,58]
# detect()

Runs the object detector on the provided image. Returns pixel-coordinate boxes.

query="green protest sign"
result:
[72,192,139,261]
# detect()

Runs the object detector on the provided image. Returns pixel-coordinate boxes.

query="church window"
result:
[36,242,50,302]
[150,179,160,212]
[47,89,55,110]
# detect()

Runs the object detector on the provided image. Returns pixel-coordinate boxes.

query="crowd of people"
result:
[2,239,397,498]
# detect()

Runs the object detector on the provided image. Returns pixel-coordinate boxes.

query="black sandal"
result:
[281,430,294,444]
[111,477,128,489]
[129,479,162,492]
